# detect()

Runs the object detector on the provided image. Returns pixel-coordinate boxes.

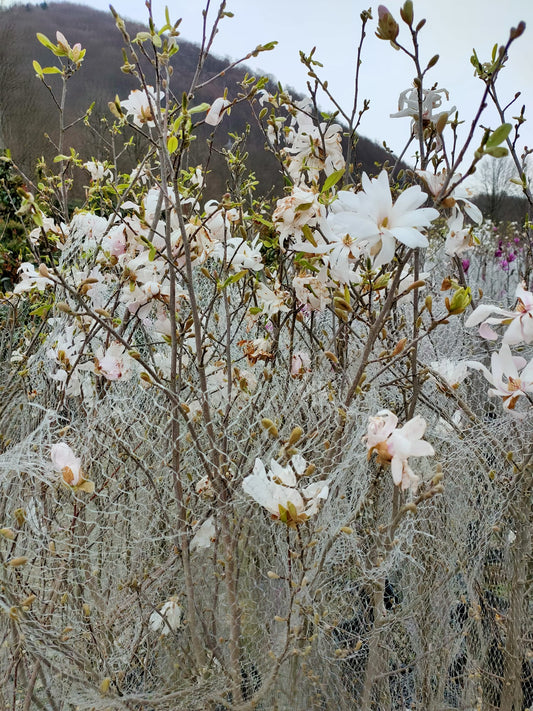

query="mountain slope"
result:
[0,2,395,198]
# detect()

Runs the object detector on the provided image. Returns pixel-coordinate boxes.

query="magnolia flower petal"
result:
[389,226,429,248]
[465,304,513,327]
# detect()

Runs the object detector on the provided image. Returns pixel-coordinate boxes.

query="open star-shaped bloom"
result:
[242,456,328,525]
[466,343,533,413]
[121,86,163,128]
[328,171,439,268]
[364,410,434,491]
[465,283,533,344]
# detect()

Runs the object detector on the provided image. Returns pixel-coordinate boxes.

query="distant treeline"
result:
[0,2,394,202]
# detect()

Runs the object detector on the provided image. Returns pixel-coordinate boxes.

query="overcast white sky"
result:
[19,1,533,168]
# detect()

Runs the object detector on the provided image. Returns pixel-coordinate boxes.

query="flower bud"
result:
[261,418,278,438]
[288,426,303,446]
[376,5,399,41]
[8,556,28,567]
[400,0,413,25]
[446,286,472,315]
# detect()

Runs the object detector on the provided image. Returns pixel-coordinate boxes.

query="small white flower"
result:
[190,516,216,552]
[84,160,113,182]
[205,97,230,126]
[50,443,94,492]
[466,343,533,414]
[51,442,83,486]
[149,597,183,635]
[121,86,163,128]
[242,456,328,525]
[430,359,469,389]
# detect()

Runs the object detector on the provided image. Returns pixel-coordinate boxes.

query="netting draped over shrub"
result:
[0,3,532,710]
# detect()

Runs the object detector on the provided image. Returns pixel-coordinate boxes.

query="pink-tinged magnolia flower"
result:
[242,456,328,525]
[149,598,182,635]
[465,283,533,344]
[466,343,533,413]
[291,351,311,377]
[51,443,94,492]
[94,343,133,381]
[121,86,163,128]
[328,171,439,268]
[205,97,230,126]
[364,410,435,491]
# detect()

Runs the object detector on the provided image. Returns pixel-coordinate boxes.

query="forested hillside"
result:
[0,1,393,198]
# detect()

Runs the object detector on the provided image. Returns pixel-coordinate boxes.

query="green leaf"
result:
[486,123,512,148]
[485,146,509,158]
[148,244,157,262]
[42,66,62,74]
[36,32,56,51]
[188,102,210,115]
[167,136,178,155]
[221,270,248,289]
[252,215,273,228]
[32,60,44,78]
[321,168,345,193]
[295,202,314,212]
[135,31,151,42]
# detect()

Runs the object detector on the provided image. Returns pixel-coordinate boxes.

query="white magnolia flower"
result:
[273,184,325,249]
[444,210,475,257]
[51,443,94,492]
[213,235,263,272]
[190,516,216,552]
[328,171,439,268]
[283,99,345,181]
[205,97,231,126]
[84,160,113,182]
[121,86,163,128]
[430,359,469,389]
[28,217,67,246]
[242,456,328,525]
[466,343,533,413]
[14,263,54,294]
[293,269,331,311]
[465,283,533,344]
[391,87,456,137]
[255,280,290,318]
[416,169,483,225]
[149,597,183,635]
[364,410,435,491]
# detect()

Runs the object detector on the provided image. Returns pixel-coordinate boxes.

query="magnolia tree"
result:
[0,2,532,710]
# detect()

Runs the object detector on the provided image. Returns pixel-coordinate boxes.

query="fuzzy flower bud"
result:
[376,5,399,41]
